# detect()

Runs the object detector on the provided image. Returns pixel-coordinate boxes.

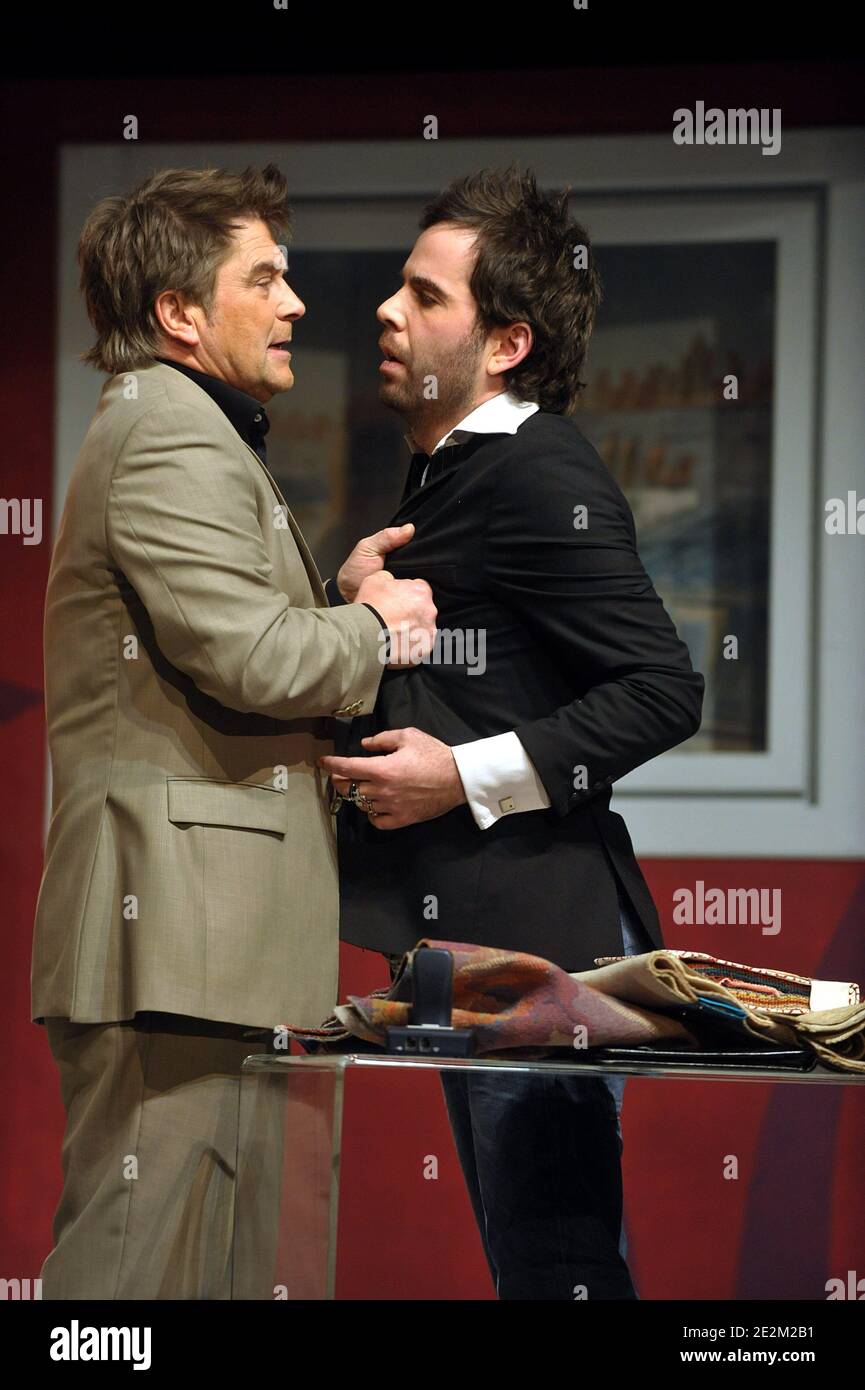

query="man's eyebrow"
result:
[407,273,450,303]
[245,258,287,283]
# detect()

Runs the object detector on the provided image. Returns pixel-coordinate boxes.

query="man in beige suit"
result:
[32,163,436,1299]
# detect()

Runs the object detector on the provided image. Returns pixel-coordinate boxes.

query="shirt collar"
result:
[404,391,539,457]
[155,357,270,456]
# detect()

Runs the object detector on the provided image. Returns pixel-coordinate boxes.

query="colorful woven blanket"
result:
[263,941,865,1074]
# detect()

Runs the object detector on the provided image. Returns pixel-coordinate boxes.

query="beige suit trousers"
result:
[39,1013,281,1300]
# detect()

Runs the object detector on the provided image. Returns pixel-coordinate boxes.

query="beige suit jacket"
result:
[31,362,385,1029]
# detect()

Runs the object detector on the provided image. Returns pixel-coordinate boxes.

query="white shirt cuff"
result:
[451,731,552,830]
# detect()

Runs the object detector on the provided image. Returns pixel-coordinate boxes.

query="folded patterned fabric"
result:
[784,1005,865,1072]
[271,939,697,1059]
[570,951,865,1073]
[587,949,860,1014]
[259,940,865,1074]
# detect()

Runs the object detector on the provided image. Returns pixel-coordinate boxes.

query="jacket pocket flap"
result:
[167,778,287,835]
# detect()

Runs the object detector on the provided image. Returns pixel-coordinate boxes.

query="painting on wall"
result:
[578,243,775,752]
[253,238,777,756]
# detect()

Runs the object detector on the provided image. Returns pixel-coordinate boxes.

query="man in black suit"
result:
[320,167,703,1299]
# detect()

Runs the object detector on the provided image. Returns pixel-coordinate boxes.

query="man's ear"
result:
[153,288,201,350]
[487,321,532,379]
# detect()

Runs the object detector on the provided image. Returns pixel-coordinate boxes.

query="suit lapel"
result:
[147,363,328,605]
[239,441,328,605]
[392,434,497,523]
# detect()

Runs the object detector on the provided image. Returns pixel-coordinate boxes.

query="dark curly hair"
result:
[419,166,602,415]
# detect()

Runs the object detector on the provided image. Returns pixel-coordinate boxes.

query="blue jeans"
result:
[438,895,651,1300]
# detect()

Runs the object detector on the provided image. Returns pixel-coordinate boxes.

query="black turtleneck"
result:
[155,357,270,464]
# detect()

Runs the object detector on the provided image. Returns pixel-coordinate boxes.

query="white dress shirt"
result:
[406,392,553,830]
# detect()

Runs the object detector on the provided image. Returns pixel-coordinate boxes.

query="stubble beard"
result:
[379,325,486,440]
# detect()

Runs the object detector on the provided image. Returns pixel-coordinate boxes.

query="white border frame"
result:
[574,193,817,796]
[56,130,865,855]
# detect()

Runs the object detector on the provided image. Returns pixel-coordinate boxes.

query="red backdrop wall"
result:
[2,63,863,1298]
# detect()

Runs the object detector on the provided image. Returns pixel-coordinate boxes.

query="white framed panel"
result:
[55,132,865,855]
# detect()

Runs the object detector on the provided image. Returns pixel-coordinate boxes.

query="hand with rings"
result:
[348,781,379,817]
[320,727,468,831]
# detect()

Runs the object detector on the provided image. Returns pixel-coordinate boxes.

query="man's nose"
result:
[279,281,306,321]
[376,293,405,328]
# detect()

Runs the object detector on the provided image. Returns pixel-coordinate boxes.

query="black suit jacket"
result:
[336,410,704,972]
